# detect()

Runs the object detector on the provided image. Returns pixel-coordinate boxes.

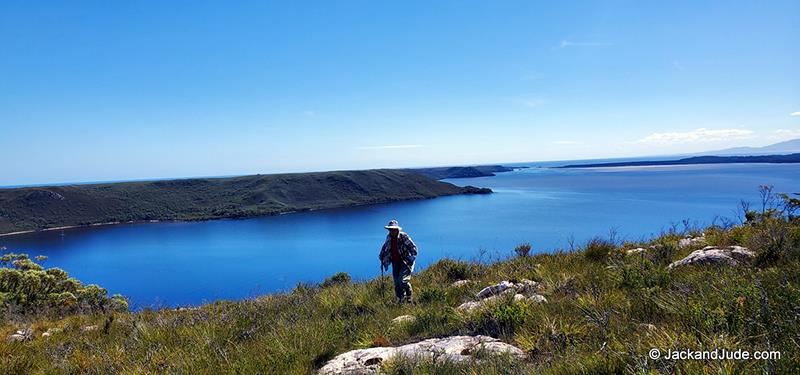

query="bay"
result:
[1,163,797,308]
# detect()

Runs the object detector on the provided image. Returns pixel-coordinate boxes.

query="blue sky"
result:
[1,1,798,185]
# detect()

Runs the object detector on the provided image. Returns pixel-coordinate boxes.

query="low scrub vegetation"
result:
[0,253,127,322]
[0,188,798,374]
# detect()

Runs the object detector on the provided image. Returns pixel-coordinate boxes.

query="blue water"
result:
[1,163,797,308]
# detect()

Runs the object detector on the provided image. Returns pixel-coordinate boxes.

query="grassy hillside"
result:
[0,169,487,235]
[1,188,798,374]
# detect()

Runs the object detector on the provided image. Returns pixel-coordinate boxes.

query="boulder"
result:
[512,279,540,295]
[391,315,416,325]
[678,236,706,249]
[81,325,99,333]
[626,247,647,255]
[668,246,754,269]
[451,280,472,288]
[456,300,485,312]
[457,295,505,312]
[318,335,526,374]
[512,293,547,304]
[458,280,545,312]
[475,280,539,299]
[7,328,32,342]
[41,327,63,338]
[475,281,514,299]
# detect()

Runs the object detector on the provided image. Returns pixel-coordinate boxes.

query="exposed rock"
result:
[457,294,509,312]
[512,293,547,304]
[626,247,647,255]
[7,328,32,342]
[475,281,515,299]
[81,325,99,333]
[668,246,754,269]
[318,335,526,374]
[175,306,200,312]
[519,294,547,304]
[456,300,486,312]
[458,280,545,312]
[451,280,472,288]
[678,235,706,249]
[475,279,539,299]
[391,315,416,325]
[512,279,540,295]
[41,327,63,338]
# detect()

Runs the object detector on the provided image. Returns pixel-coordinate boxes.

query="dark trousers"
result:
[391,260,413,301]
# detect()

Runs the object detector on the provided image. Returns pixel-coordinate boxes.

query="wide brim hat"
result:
[384,219,402,230]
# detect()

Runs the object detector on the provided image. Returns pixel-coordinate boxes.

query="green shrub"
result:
[514,243,532,257]
[427,258,479,282]
[0,253,128,321]
[584,237,615,261]
[321,272,351,288]
[468,298,528,339]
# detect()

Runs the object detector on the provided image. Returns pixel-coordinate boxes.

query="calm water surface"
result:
[1,164,797,307]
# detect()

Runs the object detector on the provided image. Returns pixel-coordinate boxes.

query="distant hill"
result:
[559,153,800,168]
[410,165,516,179]
[0,169,490,235]
[700,138,800,156]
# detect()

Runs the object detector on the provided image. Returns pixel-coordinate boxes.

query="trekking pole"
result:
[380,266,387,299]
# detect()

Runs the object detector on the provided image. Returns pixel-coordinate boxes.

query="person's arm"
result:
[402,233,418,258]
[378,239,389,270]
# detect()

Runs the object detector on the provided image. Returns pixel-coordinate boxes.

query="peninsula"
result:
[558,153,800,168]
[410,165,517,179]
[0,169,490,236]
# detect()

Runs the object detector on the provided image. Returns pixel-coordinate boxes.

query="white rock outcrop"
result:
[390,315,416,325]
[7,328,32,342]
[668,246,754,269]
[80,325,98,333]
[457,279,546,312]
[318,335,526,375]
[41,327,63,338]
[475,281,515,299]
[678,235,706,249]
[450,280,472,288]
[626,247,647,255]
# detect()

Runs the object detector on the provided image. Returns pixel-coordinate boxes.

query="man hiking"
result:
[379,220,418,303]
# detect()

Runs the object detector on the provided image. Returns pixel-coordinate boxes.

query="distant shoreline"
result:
[558,153,800,169]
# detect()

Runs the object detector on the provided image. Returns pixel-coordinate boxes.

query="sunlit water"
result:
[1,163,797,307]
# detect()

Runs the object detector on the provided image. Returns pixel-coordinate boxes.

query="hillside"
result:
[0,170,489,235]
[701,138,800,156]
[410,165,516,180]
[559,153,800,168]
[1,192,798,373]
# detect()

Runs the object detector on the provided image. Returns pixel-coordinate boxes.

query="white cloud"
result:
[672,60,684,71]
[775,129,800,138]
[559,40,612,48]
[303,110,316,117]
[553,140,582,145]
[357,144,425,150]
[636,128,754,145]
[791,111,800,116]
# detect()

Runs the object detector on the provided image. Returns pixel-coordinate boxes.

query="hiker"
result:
[379,220,418,303]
